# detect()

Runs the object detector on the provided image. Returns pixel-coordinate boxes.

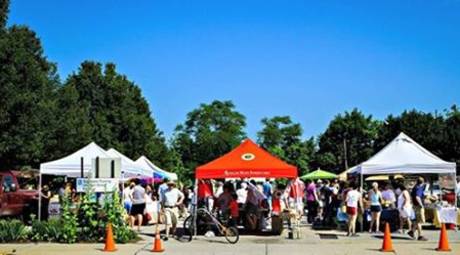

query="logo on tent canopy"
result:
[241,153,255,161]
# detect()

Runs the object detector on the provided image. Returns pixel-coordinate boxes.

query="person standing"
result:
[123,182,134,214]
[305,180,318,223]
[456,176,460,207]
[368,182,382,233]
[158,178,169,203]
[397,183,413,234]
[129,179,146,232]
[40,185,51,220]
[161,181,184,241]
[409,177,427,241]
[345,182,363,237]
[262,179,273,210]
[381,182,396,209]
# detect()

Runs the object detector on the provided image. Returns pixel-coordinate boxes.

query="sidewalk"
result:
[1,225,458,255]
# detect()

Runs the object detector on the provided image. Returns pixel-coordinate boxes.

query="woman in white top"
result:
[345,182,363,237]
[368,182,383,233]
[397,183,413,234]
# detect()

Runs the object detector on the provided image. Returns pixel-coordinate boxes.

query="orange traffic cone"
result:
[380,222,394,252]
[104,223,117,252]
[436,223,451,252]
[151,231,165,253]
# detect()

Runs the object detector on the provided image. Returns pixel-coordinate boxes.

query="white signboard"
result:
[76,178,118,193]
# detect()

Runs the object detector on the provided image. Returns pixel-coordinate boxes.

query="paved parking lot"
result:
[1,225,458,255]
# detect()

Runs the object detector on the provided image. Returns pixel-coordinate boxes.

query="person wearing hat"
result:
[161,181,184,241]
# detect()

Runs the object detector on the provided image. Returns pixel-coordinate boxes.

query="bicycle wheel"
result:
[180,215,194,242]
[224,226,239,244]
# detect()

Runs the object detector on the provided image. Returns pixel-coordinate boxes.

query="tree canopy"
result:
[0,0,459,179]
[316,109,381,173]
[257,116,315,175]
[172,100,246,182]
[0,10,60,169]
[55,61,171,168]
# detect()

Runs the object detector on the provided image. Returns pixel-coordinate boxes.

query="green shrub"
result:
[103,191,138,243]
[0,220,28,243]
[60,194,78,243]
[30,218,62,242]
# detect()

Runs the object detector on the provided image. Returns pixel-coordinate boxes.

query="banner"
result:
[76,178,118,193]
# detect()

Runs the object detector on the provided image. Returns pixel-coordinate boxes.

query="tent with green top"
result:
[301,169,337,180]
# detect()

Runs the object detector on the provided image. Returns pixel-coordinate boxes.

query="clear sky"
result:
[8,0,460,140]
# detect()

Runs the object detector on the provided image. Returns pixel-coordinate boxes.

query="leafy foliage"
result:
[316,109,381,173]
[102,190,137,243]
[257,116,315,175]
[0,220,28,243]
[172,100,246,182]
[0,19,60,170]
[77,188,101,242]
[60,194,78,243]
[30,218,63,242]
[55,62,172,169]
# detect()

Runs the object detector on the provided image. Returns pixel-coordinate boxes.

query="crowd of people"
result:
[121,178,192,241]
[193,175,458,241]
[38,174,459,241]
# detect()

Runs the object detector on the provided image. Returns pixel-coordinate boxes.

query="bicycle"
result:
[183,207,239,244]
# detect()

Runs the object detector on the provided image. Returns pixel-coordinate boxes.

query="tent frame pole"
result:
[38,173,42,221]
[193,178,198,239]
[360,172,363,233]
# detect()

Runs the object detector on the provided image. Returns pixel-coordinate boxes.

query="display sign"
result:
[76,178,118,193]
[90,158,121,178]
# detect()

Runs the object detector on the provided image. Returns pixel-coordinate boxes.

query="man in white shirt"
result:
[236,182,248,205]
[161,181,184,240]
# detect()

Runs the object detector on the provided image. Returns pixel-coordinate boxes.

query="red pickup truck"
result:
[0,170,38,220]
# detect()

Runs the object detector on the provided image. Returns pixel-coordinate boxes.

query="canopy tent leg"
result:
[360,172,363,233]
[193,178,198,239]
[38,173,42,221]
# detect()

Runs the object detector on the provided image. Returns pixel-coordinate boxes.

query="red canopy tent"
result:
[196,139,298,179]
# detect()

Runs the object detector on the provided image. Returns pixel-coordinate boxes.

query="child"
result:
[229,193,239,227]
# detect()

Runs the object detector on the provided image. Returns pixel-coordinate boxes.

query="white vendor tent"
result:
[40,142,114,177]
[136,155,178,181]
[350,132,456,175]
[106,148,153,178]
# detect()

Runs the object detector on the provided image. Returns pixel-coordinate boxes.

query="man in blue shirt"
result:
[262,179,273,210]
[409,177,427,241]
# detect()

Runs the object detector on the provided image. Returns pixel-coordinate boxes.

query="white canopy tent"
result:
[350,132,456,176]
[136,155,178,181]
[106,148,153,178]
[40,142,114,178]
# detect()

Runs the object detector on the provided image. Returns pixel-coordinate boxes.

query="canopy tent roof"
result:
[301,169,337,180]
[136,156,178,181]
[365,175,404,181]
[40,142,114,177]
[338,165,357,181]
[350,132,456,175]
[106,148,152,178]
[196,139,297,179]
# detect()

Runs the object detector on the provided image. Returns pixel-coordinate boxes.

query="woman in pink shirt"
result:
[305,180,318,223]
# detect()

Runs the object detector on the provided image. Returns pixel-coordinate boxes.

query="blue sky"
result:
[8,0,460,139]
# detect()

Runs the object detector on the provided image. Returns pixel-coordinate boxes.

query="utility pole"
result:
[343,137,348,170]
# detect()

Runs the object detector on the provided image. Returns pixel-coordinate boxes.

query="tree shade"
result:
[300,169,337,180]
[196,139,297,179]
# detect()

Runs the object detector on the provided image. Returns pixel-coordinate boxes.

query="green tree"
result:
[0,1,60,169]
[375,109,446,157]
[443,105,460,173]
[172,100,246,182]
[257,116,315,175]
[317,109,380,173]
[57,61,171,168]
[0,0,8,29]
